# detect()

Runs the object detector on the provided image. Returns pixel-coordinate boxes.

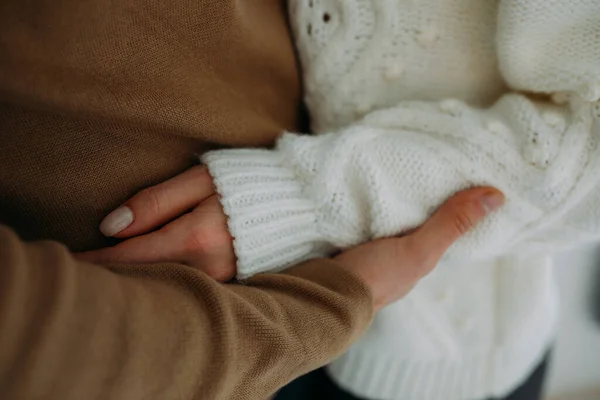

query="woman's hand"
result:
[77,166,237,281]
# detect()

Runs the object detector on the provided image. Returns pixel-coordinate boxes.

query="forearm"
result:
[0,226,372,400]
[205,95,600,276]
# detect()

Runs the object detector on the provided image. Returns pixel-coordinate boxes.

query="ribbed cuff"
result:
[202,149,330,279]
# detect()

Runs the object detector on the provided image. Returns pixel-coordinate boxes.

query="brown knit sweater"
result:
[0,1,373,399]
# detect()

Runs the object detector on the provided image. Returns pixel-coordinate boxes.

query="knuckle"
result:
[186,226,216,254]
[205,265,235,282]
[191,165,211,182]
[449,202,477,235]
[139,186,164,216]
[402,238,432,272]
[401,236,441,279]
[185,226,230,256]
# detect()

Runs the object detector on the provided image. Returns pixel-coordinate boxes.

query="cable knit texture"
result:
[203,1,600,399]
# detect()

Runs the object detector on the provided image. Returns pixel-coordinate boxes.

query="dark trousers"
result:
[274,354,549,400]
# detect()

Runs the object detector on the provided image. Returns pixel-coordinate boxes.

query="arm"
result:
[0,226,372,400]
[204,0,600,279]
[203,94,600,277]
[1,186,495,399]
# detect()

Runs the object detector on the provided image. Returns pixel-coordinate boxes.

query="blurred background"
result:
[546,245,600,400]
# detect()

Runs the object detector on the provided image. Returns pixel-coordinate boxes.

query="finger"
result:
[408,187,505,267]
[82,206,211,265]
[178,196,235,279]
[80,196,236,281]
[100,166,214,238]
[76,228,180,265]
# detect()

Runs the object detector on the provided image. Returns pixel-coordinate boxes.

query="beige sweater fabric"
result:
[0,1,373,399]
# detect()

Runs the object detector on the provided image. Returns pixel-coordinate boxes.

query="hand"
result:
[334,187,504,311]
[76,166,237,281]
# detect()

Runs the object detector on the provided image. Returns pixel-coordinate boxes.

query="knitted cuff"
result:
[202,149,329,279]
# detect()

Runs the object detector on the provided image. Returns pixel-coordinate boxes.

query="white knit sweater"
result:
[203,1,600,399]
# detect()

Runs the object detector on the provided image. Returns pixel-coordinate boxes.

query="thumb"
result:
[409,187,505,265]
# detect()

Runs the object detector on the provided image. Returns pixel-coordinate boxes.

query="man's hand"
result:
[335,187,504,311]
[77,166,237,281]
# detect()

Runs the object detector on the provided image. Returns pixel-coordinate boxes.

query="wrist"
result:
[202,149,333,279]
[334,251,390,312]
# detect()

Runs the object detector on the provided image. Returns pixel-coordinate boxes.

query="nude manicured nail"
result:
[100,206,134,237]
[480,191,505,214]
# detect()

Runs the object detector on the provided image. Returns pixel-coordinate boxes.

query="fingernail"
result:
[480,191,505,214]
[100,206,134,237]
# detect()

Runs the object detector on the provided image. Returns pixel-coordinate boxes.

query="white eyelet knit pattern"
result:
[202,1,600,399]
[289,0,507,133]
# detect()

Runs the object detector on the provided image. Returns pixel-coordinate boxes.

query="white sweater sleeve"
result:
[203,96,600,278]
[496,0,600,101]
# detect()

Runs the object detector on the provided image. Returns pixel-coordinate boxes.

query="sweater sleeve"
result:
[497,0,600,102]
[0,226,373,400]
[203,95,600,278]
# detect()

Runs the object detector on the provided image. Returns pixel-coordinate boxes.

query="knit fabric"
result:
[203,1,600,399]
[0,1,376,399]
[205,96,600,277]
[497,0,600,101]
